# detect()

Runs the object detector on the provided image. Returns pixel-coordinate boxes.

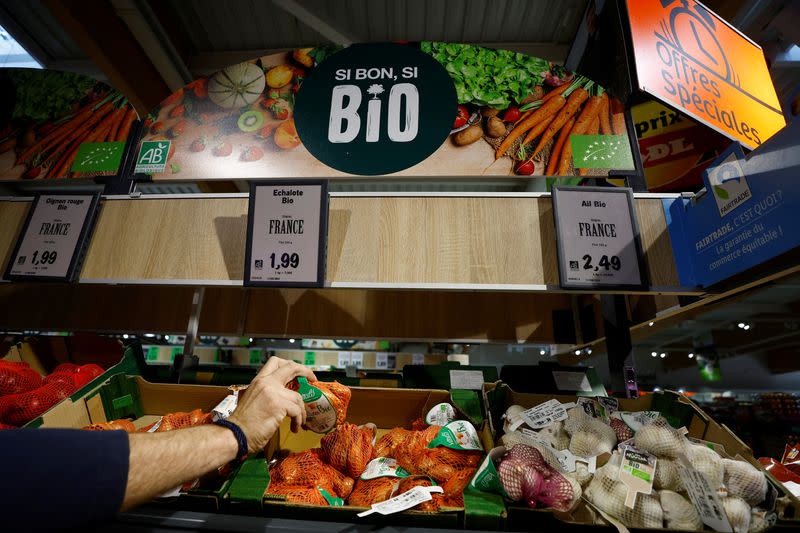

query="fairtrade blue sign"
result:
[665,120,800,288]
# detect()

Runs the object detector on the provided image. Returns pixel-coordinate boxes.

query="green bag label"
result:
[304,351,316,365]
[296,377,336,433]
[146,346,159,361]
[249,349,262,364]
[318,486,344,506]
[425,402,455,426]
[72,141,125,172]
[360,457,411,480]
[470,447,507,498]
[112,394,133,410]
[427,420,482,451]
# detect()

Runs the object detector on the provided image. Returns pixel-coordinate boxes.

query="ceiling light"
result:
[738,322,745,329]
[688,353,694,358]
[539,349,546,356]
[122,334,129,339]
[289,338,295,343]
[164,335,170,341]
[574,349,581,355]
[587,349,592,354]
[653,387,662,392]
[660,353,666,358]
[743,325,751,330]
[249,338,254,343]
[648,322,654,327]
[144,333,155,338]
[651,351,657,357]
[678,388,685,393]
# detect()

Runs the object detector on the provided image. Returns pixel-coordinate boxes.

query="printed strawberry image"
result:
[240,145,264,162]
[212,141,232,157]
[189,138,206,152]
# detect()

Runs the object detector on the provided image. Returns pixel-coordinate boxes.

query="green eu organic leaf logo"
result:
[713,185,730,200]
[71,142,125,172]
[570,135,635,170]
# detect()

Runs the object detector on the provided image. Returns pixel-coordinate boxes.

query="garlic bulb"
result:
[749,512,769,533]
[584,453,663,528]
[503,405,526,432]
[540,420,570,450]
[633,417,686,458]
[564,409,617,457]
[723,459,768,506]
[653,458,682,491]
[722,495,752,533]
[687,443,724,489]
[567,462,593,488]
[660,490,703,530]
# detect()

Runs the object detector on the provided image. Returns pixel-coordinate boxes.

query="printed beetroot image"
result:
[0,69,137,180]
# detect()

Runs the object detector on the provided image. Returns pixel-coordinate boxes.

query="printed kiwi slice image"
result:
[238,110,265,132]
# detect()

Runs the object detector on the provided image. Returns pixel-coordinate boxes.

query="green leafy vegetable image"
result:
[713,185,730,200]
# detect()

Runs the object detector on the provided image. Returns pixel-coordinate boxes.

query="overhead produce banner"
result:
[626,0,785,150]
[0,69,138,181]
[631,99,730,192]
[136,43,635,180]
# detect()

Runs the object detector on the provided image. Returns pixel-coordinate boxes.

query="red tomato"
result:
[503,106,521,123]
[453,105,469,128]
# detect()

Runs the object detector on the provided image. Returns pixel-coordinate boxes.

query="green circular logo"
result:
[294,43,456,176]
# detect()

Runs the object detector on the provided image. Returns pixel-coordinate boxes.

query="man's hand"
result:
[228,358,316,453]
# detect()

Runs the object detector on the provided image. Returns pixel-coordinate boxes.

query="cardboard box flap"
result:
[227,457,270,505]
[345,387,450,427]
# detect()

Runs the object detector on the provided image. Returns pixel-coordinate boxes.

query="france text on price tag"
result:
[350,351,364,369]
[449,369,484,390]
[552,186,645,289]
[5,193,100,282]
[337,352,350,368]
[375,352,389,369]
[244,180,328,287]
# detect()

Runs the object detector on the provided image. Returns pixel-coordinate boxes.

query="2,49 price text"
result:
[582,254,621,271]
[269,252,300,269]
[29,250,58,266]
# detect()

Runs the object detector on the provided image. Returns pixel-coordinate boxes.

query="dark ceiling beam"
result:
[42,0,171,114]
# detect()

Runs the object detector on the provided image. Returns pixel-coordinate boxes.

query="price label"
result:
[337,352,350,368]
[244,180,328,286]
[5,193,100,282]
[515,399,571,430]
[350,351,364,369]
[449,369,484,390]
[375,352,389,369]
[412,353,425,365]
[552,186,645,289]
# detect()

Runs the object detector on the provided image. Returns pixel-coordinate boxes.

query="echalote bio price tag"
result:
[5,193,100,282]
[552,186,646,289]
[244,180,328,287]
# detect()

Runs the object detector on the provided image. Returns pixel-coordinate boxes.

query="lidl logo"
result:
[135,140,171,173]
[71,142,125,173]
[708,150,751,217]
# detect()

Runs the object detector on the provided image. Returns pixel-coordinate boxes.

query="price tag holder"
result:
[5,193,101,282]
[244,180,328,287]
[375,352,389,369]
[552,186,646,290]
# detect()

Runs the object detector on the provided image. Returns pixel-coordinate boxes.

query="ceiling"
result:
[0,0,796,110]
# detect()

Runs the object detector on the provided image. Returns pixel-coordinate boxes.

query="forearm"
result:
[122,424,238,510]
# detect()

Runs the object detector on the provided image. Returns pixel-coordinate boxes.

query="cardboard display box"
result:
[485,382,798,532]
[38,374,236,510]
[225,386,505,530]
